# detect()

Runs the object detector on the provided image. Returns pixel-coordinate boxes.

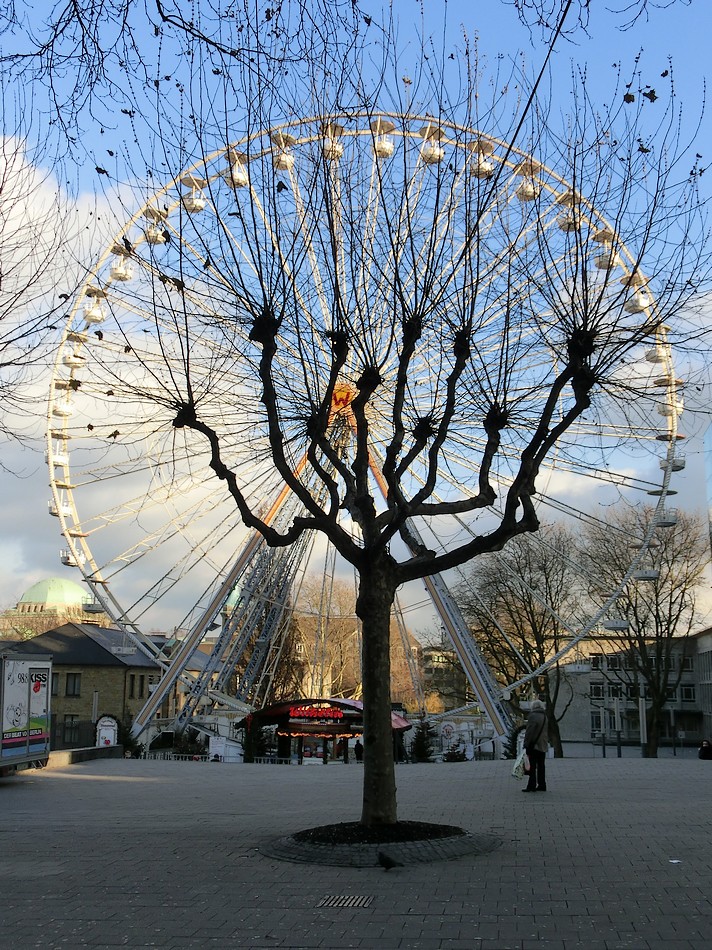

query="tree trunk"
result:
[646,706,661,758]
[356,554,398,826]
[548,715,564,758]
[543,687,564,757]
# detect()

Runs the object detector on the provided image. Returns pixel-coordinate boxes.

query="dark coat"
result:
[524,709,549,753]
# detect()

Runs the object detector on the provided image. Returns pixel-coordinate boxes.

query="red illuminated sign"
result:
[289,705,344,720]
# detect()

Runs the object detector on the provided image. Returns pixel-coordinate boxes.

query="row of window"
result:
[591,710,617,734]
[588,710,694,736]
[51,672,151,699]
[590,682,696,702]
[128,674,148,699]
[590,654,694,672]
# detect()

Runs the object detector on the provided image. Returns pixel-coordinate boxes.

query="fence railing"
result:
[144,752,210,762]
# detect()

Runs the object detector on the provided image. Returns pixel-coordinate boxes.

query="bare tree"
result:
[0,0,697,149]
[510,0,693,33]
[49,16,709,828]
[261,618,308,702]
[295,575,422,708]
[0,0,375,143]
[0,84,80,447]
[457,525,581,756]
[295,576,362,699]
[581,506,709,756]
[419,636,472,714]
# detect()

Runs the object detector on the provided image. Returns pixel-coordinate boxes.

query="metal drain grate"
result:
[316,895,374,909]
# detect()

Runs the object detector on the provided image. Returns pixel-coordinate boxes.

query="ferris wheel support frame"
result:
[129,459,309,737]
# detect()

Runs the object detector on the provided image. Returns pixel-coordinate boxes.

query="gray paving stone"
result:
[2,757,712,948]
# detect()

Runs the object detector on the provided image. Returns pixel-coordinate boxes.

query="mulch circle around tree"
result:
[261,821,502,868]
[294,820,465,845]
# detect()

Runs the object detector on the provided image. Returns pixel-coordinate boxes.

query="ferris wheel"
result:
[46,112,684,734]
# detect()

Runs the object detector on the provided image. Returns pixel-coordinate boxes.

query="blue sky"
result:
[420,1,709,149]
[1,0,711,624]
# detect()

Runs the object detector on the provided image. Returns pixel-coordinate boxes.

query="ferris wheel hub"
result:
[331,382,357,414]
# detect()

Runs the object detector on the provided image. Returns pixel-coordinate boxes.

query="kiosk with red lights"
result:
[242,698,411,764]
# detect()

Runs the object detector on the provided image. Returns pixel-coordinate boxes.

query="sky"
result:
[1,0,711,636]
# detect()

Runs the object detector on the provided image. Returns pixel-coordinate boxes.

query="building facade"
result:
[421,643,470,713]
[692,627,712,740]
[1,622,162,749]
[555,636,706,748]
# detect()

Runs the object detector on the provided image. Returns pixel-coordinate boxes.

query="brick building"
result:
[1,623,162,749]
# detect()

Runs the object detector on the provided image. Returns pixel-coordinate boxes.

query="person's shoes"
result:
[522,787,537,792]
[537,787,547,792]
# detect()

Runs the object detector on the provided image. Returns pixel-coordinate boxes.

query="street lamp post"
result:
[614,696,622,758]
[639,696,648,757]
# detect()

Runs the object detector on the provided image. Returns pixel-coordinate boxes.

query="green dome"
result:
[19,577,87,607]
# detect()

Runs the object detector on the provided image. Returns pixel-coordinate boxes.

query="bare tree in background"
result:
[581,506,709,757]
[295,576,362,699]
[457,525,581,755]
[295,575,421,708]
[260,619,308,702]
[0,86,79,449]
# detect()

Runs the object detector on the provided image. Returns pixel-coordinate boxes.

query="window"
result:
[139,675,145,698]
[608,685,622,699]
[607,656,620,671]
[625,684,639,700]
[590,711,602,734]
[65,673,81,697]
[590,655,602,670]
[295,642,305,655]
[63,715,80,744]
[51,673,59,697]
[129,674,135,699]
[681,656,694,672]
[590,682,604,700]
[681,685,696,702]
[666,687,677,702]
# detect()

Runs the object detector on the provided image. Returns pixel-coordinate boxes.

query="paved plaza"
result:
[1,755,711,949]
